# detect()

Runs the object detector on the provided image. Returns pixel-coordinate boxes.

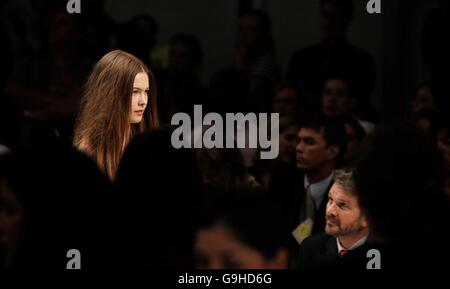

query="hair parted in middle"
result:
[73,49,159,179]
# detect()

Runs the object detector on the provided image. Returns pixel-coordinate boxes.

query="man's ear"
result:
[327,144,340,161]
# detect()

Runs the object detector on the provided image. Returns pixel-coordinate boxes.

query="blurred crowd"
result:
[0,0,449,271]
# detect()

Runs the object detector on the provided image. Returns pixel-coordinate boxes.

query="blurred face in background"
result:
[49,12,82,48]
[238,15,261,48]
[320,2,350,40]
[343,123,360,160]
[411,85,435,113]
[273,87,299,117]
[322,79,353,117]
[169,43,197,75]
[194,223,286,269]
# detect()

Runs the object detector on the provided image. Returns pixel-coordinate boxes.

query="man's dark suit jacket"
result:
[268,164,332,234]
[267,164,333,264]
[295,232,369,270]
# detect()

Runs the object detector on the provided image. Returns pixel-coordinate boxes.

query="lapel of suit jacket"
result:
[322,235,339,264]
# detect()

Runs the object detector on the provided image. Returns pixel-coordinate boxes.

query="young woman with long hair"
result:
[73,50,159,179]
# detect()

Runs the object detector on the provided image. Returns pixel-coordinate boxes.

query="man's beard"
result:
[325,215,362,237]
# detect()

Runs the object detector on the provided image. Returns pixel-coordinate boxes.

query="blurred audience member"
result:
[422,0,450,111]
[252,117,300,190]
[296,168,370,269]
[412,108,441,133]
[272,81,305,118]
[354,124,450,268]
[207,67,250,114]
[195,188,288,269]
[235,9,280,83]
[115,129,203,269]
[5,11,89,149]
[410,83,437,114]
[338,115,366,165]
[287,0,376,119]
[163,33,207,120]
[4,143,115,270]
[197,147,258,191]
[321,76,375,135]
[268,115,347,264]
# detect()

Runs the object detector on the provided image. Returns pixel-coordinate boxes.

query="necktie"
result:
[339,249,350,258]
[305,185,316,221]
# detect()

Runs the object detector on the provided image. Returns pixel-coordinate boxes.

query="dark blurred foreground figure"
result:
[0,143,115,271]
[115,129,203,269]
[354,124,450,269]
[194,186,289,269]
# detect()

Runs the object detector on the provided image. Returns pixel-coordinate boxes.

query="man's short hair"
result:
[333,168,356,196]
[300,115,348,163]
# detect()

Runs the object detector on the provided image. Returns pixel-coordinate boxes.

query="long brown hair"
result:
[73,50,159,179]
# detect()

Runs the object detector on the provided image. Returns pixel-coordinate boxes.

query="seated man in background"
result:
[296,168,369,269]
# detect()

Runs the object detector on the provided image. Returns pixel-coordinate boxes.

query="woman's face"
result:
[130,72,149,124]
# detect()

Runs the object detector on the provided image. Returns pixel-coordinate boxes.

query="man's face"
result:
[296,128,336,170]
[322,79,352,117]
[325,183,368,237]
